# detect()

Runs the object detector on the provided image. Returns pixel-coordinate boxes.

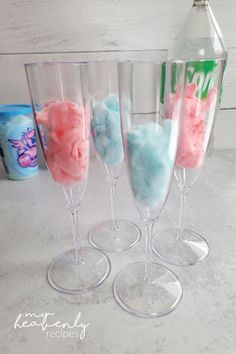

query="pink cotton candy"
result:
[48,101,85,134]
[36,108,49,126]
[177,112,205,168]
[166,85,183,119]
[169,84,217,169]
[36,100,89,185]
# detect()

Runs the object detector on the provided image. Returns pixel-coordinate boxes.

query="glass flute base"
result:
[88,219,141,253]
[113,262,183,318]
[47,247,111,294]
[153,228,210,266]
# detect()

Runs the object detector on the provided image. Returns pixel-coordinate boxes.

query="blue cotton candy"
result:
[91,94,124,167]
[127,120,174,208]
[104,94,120,112]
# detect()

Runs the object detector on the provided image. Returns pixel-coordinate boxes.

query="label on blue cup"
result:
[0,105,39,180]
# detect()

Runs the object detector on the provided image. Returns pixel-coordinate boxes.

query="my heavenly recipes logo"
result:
[14,312,89,340]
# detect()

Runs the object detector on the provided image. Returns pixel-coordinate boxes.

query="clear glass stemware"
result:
[88,61,141,253]
[25,62,111,294]
[153,59,226,266]
[113,60,186,317]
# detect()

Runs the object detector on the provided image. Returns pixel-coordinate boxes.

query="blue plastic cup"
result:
[0,105,39,180]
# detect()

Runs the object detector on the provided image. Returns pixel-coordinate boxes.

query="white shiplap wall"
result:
[0,0,235,149]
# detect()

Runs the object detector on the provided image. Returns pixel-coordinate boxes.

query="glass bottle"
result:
[152,0,228,266]
[168,0,227,61]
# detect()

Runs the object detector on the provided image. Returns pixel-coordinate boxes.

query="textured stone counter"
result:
[0,150,235,354]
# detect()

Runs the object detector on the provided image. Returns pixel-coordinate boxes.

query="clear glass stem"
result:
[71,208,83,264]
[177,191,188,241]
[109,182,119,231]
[144,219,154,286]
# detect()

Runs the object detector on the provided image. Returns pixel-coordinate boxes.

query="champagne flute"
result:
[113,60,186,317]
[153,59,226,266]
[88,61,141,253]
[25,62,111,294]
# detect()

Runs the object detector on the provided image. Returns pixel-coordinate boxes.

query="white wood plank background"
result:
[0,0,235,148]
[0,49,235,109]
[0,0,235,53]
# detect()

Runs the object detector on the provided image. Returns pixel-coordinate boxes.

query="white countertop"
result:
[0,150,236,354]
